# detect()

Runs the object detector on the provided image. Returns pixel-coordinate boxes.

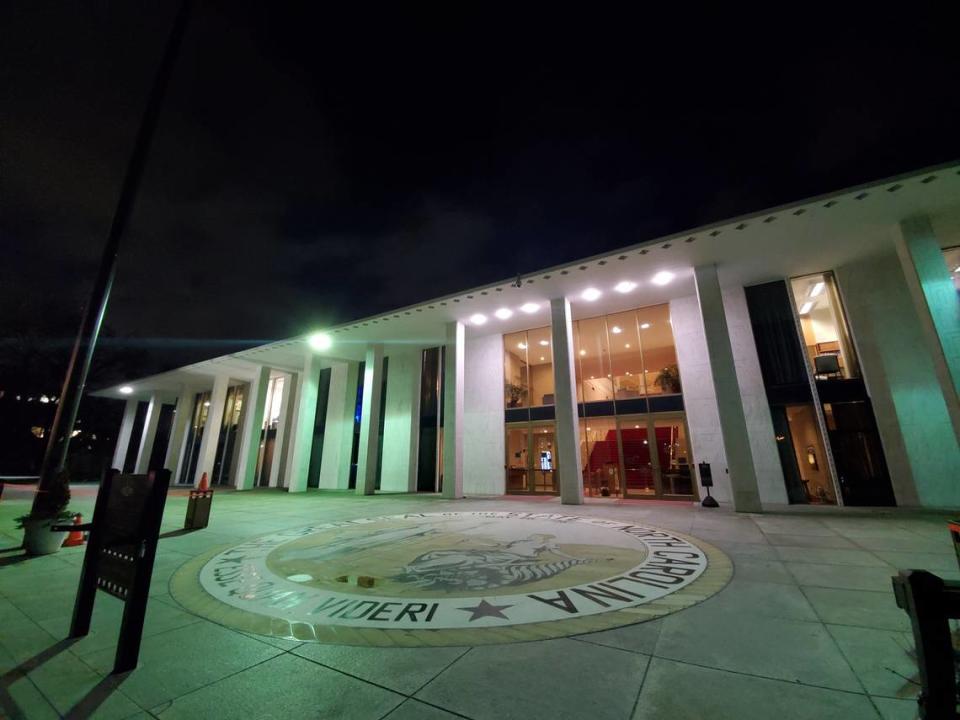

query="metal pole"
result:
[33,0,192,511]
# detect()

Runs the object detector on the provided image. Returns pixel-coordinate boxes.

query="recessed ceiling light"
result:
[539,356,545,361]
[203,401,211,407]
[520,302,540,313]
[640,322,651,329]
[517,342,527,349]
[579,349,586,356]
[539,340,549,346]
[809,281,825,297]
[119,385,133,395]
[798,302,814,315]
[470,313,488,325]
[651,271,674,286]
[494,308,513,320]
[625,343,631,348]
[581,287,602,301]
[307,332,332,351]
[610,325,622,334]
[614,281,637,293]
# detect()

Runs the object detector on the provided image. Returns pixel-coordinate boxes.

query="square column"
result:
[111,398,139,470]
[236,366,271,491]
[194,374,230,487]
[164,386,192,480]
[694,265,763,513]
[442,321,465,499]
[134,392,162,474]
[356,344,385,495]
[287,351,323,493]
[335,362,361,489]
[550,297,584,505]
[896,215,960,442]
[273,372,298,487]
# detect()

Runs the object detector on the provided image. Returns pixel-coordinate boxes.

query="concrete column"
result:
[356,344,385,495]
[442,322,465,499]
[164,387,193,481]
[111,398,139,470]
[694,265,763,513]
[896,216,960,442]
[550,297,584,505]
[236,366,271,491]
[287,351,323,493]
[134,392,162,474]
[194,374,230,487]
[336,362,361,489]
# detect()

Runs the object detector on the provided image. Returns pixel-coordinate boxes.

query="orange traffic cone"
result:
[198,472,209,492]
[63,514,86,547]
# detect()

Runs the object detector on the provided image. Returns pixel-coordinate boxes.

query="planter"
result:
[22,518,68,556]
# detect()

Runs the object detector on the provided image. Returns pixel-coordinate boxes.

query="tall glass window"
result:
[527,326,555,407]
[607,310,644,400]
[504,327,554,408]
[636,304,681,395]
[791,272,859,380]
[504,330,529,409]
[580,418,620,496]
[577,316,613,402]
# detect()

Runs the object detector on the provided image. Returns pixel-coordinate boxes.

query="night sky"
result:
[3,3,959,380]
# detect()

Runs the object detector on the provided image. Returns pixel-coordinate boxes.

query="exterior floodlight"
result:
[308,332,333,351]
[581,287,602,301]
[520,302,540,314]
[494,308,513,320]
[614,281,637,293]
[119,386,134,395]
[651,271,674,286]
[470,313,488,325]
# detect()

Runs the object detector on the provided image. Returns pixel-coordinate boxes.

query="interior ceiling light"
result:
[610,325,623,334]
[581,287,602,301]
[651,271,674,286]
[518,342,527,349]
[520,302,540,313]
[494,308,513,320]
[625,343,631,348]
[539,340,549,346]
[614,280,637,293]
[119,385,134,395]
[809,281,825,297]
[579,349,586,356]
[640,322,651,329]
[539,356,545,361]
[307,332,332,351]
[798,301,814,315]
[470,313,488,325]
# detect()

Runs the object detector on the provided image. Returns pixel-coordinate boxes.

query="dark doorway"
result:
[416,347,442,492]
[122,401,149,473]
[147,403,176,472]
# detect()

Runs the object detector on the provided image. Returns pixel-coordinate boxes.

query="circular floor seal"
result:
[170,511,731,646]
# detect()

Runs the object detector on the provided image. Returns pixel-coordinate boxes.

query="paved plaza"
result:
[1,486,955,719]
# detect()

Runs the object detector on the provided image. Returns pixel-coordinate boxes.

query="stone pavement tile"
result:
[774,546,888,567]
[574,618,663,655]
[384,698,465,720]
[293,643,468,695]
[690,528,767,546]
[632,658,879,720]
[764,533,859,549]
[655,604,860,691]
[786,562,897,593]
[871,696,920,720]
[802,587,910,632]
[81,620,282,710]
[823,523,920,540]
[416,638,648,720]
[24,648,143,719]
[0,599,59,666]
[826,624,917,699]
[731,558,795,585]
[1,672,61,720]
[151,653,404,720]
[239,631,303,651]
[754,518,838,537]
[707,541,778,561]
[700,579,818,622]
[842,533,953,554]
[873,551,958,573]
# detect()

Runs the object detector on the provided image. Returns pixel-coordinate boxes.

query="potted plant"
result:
[505,382,528,408]
[17,468,73,555]
[654,364,682,394]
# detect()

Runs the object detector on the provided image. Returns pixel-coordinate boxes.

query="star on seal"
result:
[457,599,513,621]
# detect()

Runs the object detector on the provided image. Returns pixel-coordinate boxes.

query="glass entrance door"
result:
[505,422,558,494]
[619,417,655,497]
[531,423,558,493]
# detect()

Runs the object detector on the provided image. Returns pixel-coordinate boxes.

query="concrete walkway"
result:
[1,486,951,719]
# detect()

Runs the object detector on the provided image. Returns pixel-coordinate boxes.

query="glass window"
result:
[581,418,620,497]
[607,310,644,400]
[527,326,555,407]
[652,418,693,495]
[505,425,529,491]
[791,272,859,379]
[619,416,655,496]
[577,316,613,402]
[786,404,835,504]
[945,246,960,293]
[637,305,681,395]
[504,331,529,408]
[530,423,557,492]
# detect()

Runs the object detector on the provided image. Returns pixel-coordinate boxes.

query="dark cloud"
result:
[2,3,959,382]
